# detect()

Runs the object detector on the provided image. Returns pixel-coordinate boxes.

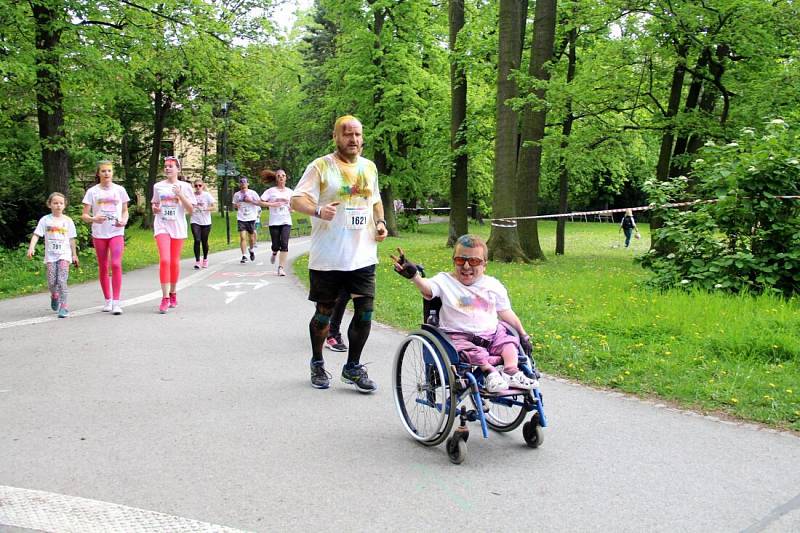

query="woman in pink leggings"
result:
[151,156,196,313]
[81,161,130,315]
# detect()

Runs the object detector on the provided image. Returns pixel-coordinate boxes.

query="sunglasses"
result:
[194,184,203,188]
[453,256,484,267]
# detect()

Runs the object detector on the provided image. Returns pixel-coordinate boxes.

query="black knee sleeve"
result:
[352,296,374,323]
[311,302,335,330]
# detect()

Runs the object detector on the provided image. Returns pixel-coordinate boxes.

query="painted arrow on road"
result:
[208,279,271,292]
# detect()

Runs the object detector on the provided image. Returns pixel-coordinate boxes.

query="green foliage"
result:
[640,117,800,296]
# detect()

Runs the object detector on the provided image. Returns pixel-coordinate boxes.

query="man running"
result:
[233,177,259,263]
[291,115,388,392]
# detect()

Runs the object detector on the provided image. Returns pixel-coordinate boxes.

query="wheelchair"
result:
[391,294,548,464]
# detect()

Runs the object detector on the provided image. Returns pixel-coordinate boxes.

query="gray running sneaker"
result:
[310,361,331,389]
[341,363,377,393]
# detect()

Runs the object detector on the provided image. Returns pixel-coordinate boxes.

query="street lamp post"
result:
[222,102,231,245]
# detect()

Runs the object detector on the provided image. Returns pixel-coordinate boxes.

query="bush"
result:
[640,118,800,297]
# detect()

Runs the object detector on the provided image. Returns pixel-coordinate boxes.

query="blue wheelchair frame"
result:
[420,322,548,439]
[393,291,548,462]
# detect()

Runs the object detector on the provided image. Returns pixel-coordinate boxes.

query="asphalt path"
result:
[1,239,799,532]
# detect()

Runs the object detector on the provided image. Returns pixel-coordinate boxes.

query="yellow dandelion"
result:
[664,351,672,355]
[769,383,777,388]
[731,398,738,404]
[624,370,630,375]
[786,389,793,394]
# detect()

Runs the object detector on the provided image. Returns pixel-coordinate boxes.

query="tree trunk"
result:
[515,0,557,261]
[652,45,688,241]
[143,87,171,229]
[487,0,527,262]
[555,27,576,256]
[32,1,69,197]
[374,150,398,237]
[447,0,468,246]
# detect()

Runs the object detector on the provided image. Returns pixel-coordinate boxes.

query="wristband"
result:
[376,218,386,226]
[314,206,322,218]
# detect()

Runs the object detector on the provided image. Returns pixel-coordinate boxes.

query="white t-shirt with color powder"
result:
[293,154,381,271]
[190,191,215,226]
[34,214,77,263]
[152,180,196,239]
[233,189,260,222]
[81,183,130,239]
[427,272,512,335]
[261,186,293,226]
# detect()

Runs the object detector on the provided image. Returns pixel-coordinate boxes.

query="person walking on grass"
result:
[260,168,293,277]
[233,177,259,264]
[190,179,215,269]
[81,160,130,315]
[27,193,79,318]
[291,115,388,392]
[619,208,639,248]
[152,156,196,314]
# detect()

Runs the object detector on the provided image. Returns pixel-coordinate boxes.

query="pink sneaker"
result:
[201,259,208,268]
[159,297,169,314]
[193,261,201,270]
[169,292,177,308]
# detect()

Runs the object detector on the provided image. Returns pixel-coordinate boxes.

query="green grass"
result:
[0,213,310,299]
[295,221,800,431]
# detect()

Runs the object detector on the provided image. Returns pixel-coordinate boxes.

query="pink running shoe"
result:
[201,259,209,268]
[159,297,169,314]
[169,292,177,308]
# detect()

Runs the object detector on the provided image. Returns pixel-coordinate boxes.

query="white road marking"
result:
[224,291,246,304]
[207,279,270,291]
[0,485,248,533]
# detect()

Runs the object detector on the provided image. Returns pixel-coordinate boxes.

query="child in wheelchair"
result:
[391,234,536,393]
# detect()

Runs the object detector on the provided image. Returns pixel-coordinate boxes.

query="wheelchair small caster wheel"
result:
[522,415,543,449]
[446,435,467,464]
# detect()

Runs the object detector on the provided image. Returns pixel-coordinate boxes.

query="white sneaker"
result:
[484,371,509,393]
[101,300,112,312]
[503,370,538,390]
[112,301,123,315]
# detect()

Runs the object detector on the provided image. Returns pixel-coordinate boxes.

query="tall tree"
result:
[515,0,557,261]
[447,0,468,246]
[487,0,526,261]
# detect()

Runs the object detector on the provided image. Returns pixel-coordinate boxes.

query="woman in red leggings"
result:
[151,156,196,313]
[81,161,130,315]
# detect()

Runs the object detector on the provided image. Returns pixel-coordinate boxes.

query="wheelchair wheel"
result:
[485,394,527,432]
[446,435,467,464]
[393,331,458,447]
[522,413,544,448]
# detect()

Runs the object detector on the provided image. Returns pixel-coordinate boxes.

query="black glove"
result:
[392,248,419,279]
[520,334,533,357]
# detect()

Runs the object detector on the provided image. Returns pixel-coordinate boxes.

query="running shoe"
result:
[169,292,177,308]
[341,363,377,393]
[240,255,247,264]
[57,307,69,318]
[270,252,277,264]
[159,297,169,314]
[325,334,347,352]
[249,249,255,261]
[112,302,123,315]
[50,294,59,311]
[194,261,201,270]
[201,259,209,268]
[101,299,112,312]
[310,361,331,389]
[277,266,286,277]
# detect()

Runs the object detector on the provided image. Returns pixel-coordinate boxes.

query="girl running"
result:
[190,179,215,269]
[81,160,130,315]
[259,169,293,276]
[152,156,195,313]
[27,193,79,318]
